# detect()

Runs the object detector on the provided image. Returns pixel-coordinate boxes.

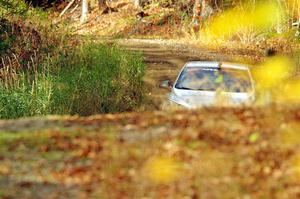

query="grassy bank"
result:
[0,42,146,119]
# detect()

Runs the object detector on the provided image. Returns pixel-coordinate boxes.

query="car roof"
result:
[185,61,249,70]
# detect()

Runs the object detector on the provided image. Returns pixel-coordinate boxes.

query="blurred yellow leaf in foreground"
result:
[253,56,293,90]
[0,164,10,175]
[277,80,300,103]
[143,156,181,184]
[208,9,243,39]
[249,2,283,29]
[208,2,284,39]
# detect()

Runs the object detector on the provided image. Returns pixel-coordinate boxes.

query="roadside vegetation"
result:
[0,43,145,119]
[0,1,146,119]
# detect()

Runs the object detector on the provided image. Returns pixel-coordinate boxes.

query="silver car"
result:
[160,61,255,109]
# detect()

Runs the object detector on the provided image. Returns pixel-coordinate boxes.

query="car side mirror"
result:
[160,80,173,89]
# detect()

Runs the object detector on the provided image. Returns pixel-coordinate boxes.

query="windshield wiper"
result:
[176,86,209,91]
[196,88,206,91]
[176,86,192,90]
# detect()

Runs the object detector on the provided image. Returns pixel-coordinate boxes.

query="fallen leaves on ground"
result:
[1,106,300,198]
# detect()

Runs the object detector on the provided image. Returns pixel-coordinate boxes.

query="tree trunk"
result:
[191,0,212,31]
[134,0,140,8]
[80,0,89,23]
[191,0,202,30]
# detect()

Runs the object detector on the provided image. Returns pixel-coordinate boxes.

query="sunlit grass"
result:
[251,55,300,105]
[287,0,300,16]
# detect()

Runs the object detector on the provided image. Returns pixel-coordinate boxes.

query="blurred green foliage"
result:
[0,0,28,18]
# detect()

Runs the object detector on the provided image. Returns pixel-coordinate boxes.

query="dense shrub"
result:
[0,19,42,60]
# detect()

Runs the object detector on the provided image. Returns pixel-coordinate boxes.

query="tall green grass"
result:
[0,43,146,119]
[51,43,145,115]
[0,69,52,119]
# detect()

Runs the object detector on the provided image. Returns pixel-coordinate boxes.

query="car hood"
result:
[169,88,254,109]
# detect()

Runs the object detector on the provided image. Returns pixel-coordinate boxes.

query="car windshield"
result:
[175,67,252,92]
